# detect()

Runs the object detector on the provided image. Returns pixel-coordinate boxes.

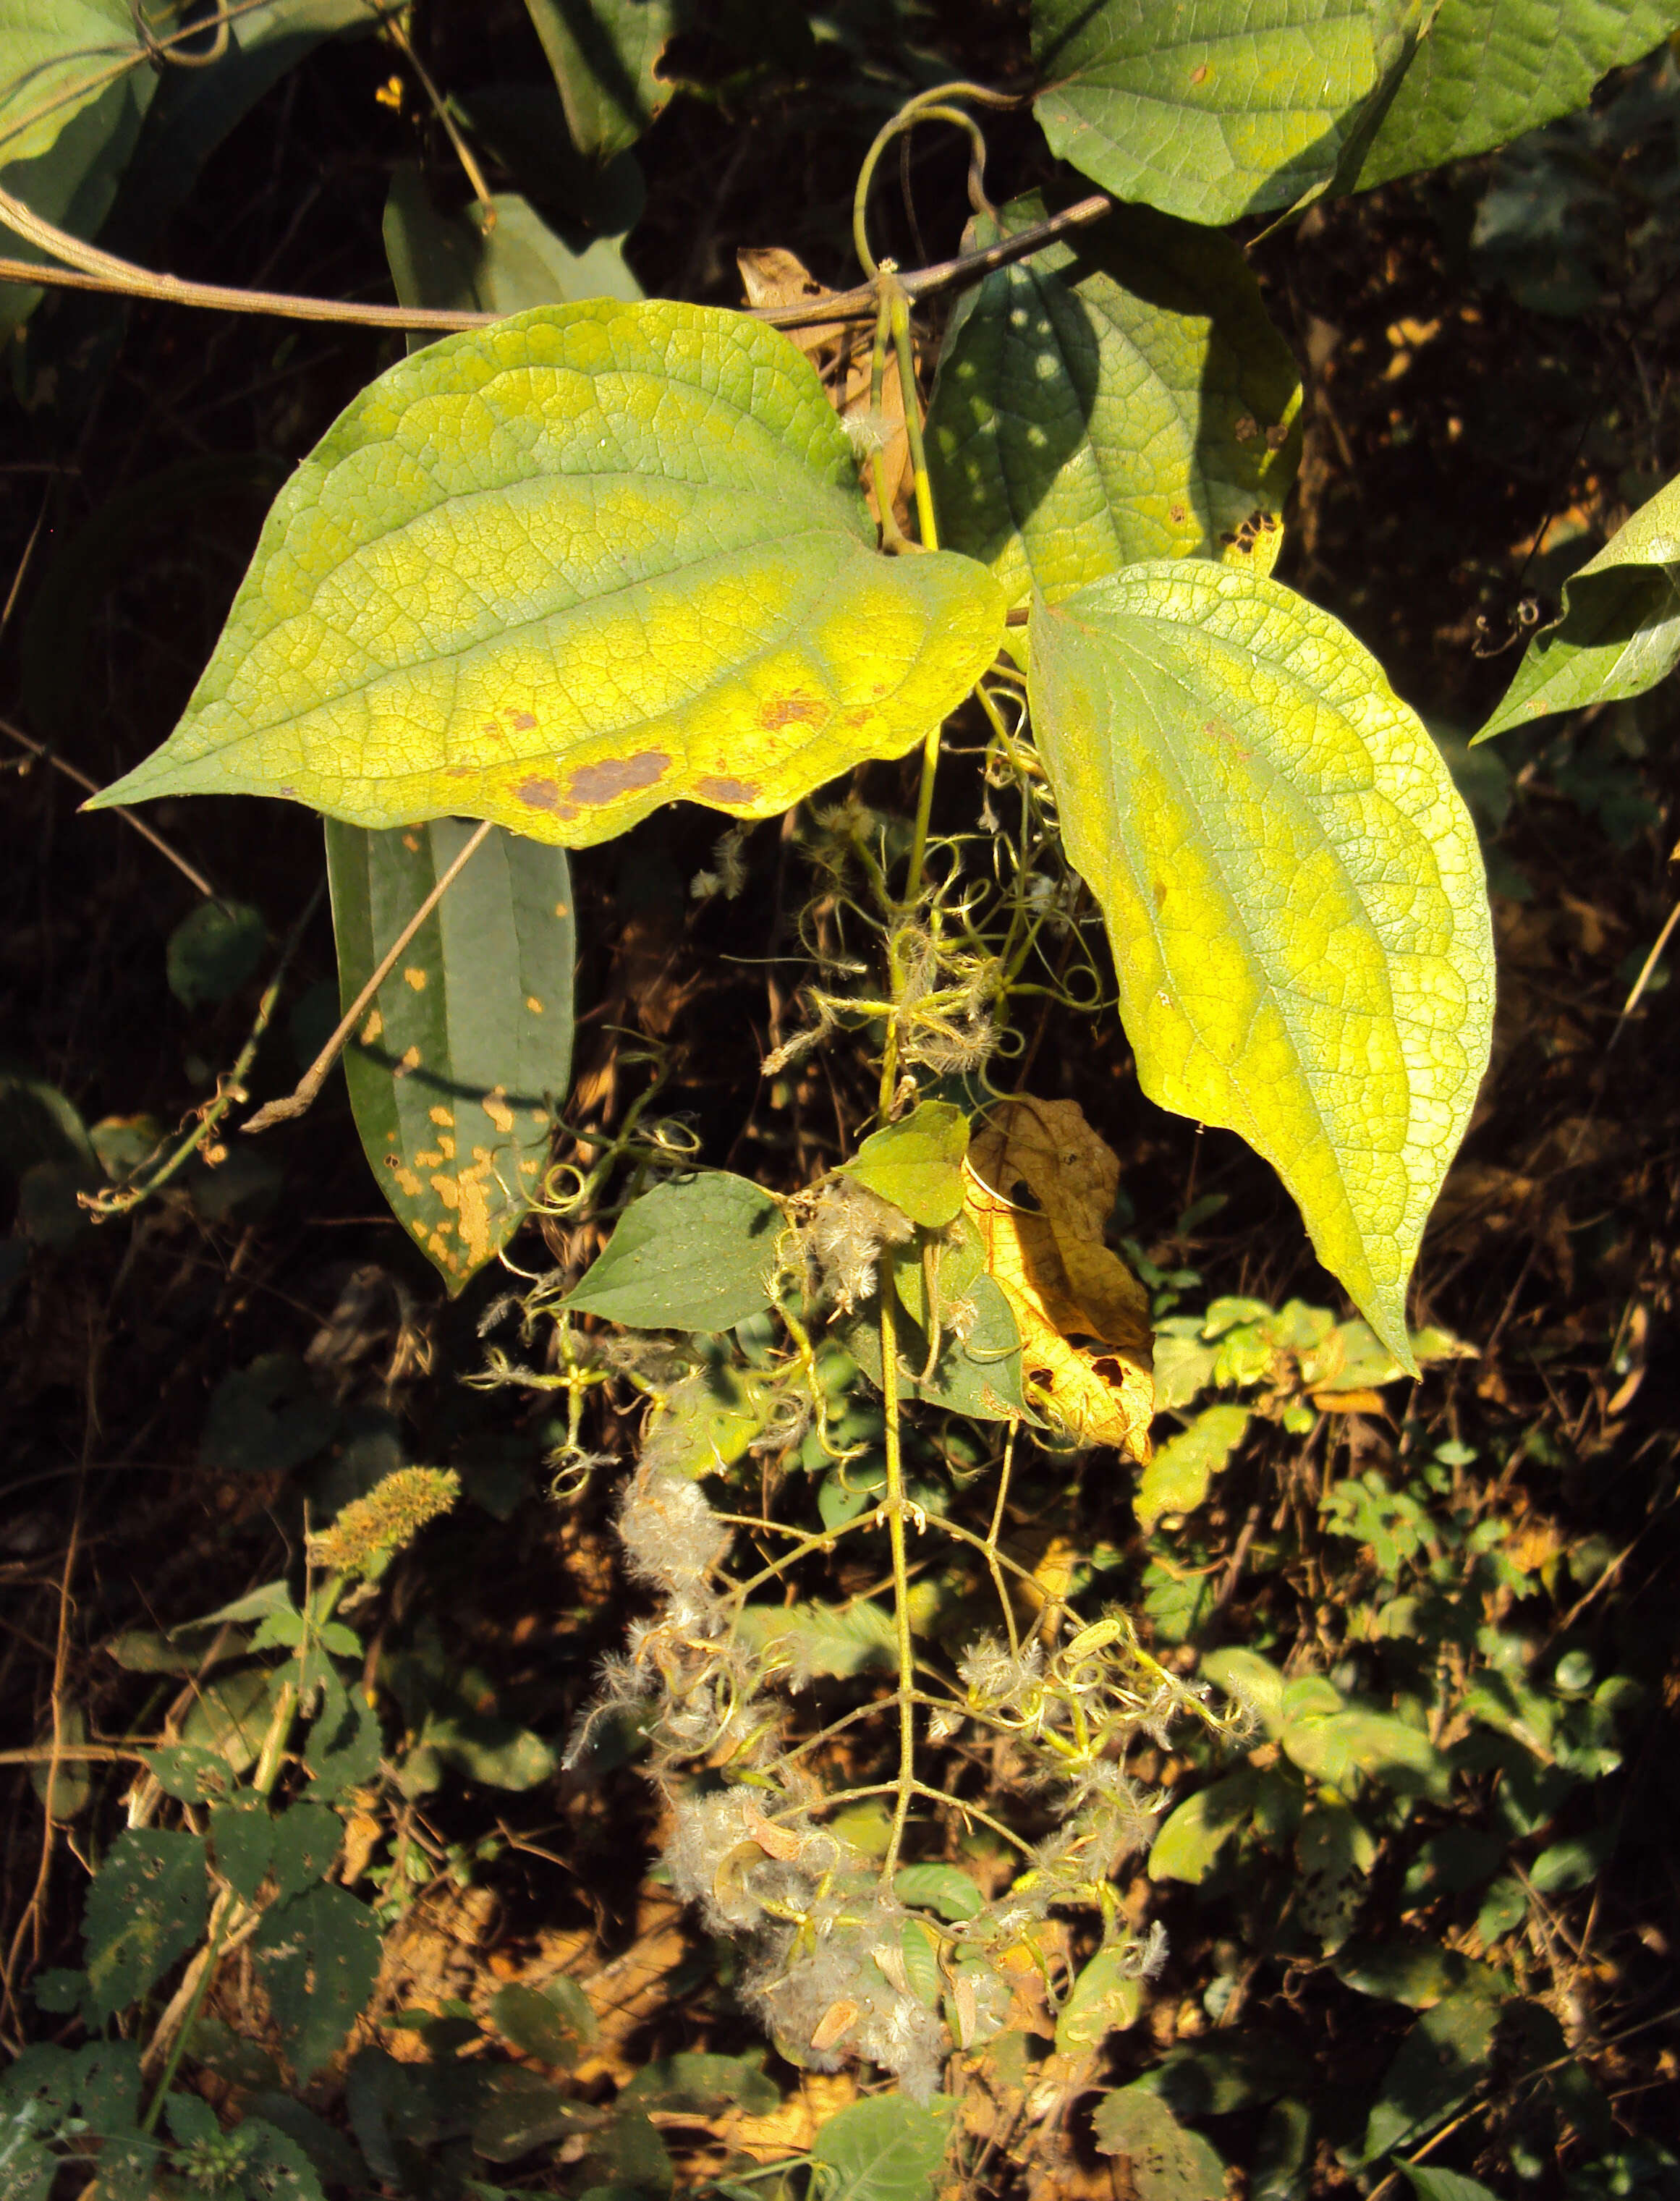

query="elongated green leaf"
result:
[383,166,639,349]
[808,2094,952,2201]
[1028,567,1494,1368]
[840,1101,970,1226]
[327,817,574,1289]
[83,1828,209,2020]
[1283,1709,1447,1799]
[1,63,150,342]
[1402,2168,1502,2201]
[521,0,676,166]
[927,193,1299,606]
[253,1885,381,2082]
[1475,474,1680,740]
[1354,0,1673,190]
[565,1172,786,1330]
[1031,0,1384,225]
[90,302,1005,844]
[1136,1404,1250,1531]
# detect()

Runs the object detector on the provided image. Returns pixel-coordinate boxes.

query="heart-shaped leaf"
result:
[1029,566,1494,1367]
[90,300,1006,847]
[1475,473,1680,740]
[928,192,1299,604]
[1030,0,1384,226]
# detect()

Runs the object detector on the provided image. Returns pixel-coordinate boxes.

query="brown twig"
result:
[2,716,218,900]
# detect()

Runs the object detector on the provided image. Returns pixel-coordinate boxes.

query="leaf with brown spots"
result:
[92,301,1003,847]
[965,1097,1153,1459]
[326,818,574,1290]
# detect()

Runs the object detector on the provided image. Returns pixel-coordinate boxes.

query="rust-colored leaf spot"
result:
[1168,501,1187,525]
[509,710,537,731]
[566,751,670,805]
[1190,61,1210,83]
[517,776,573,815]
[756,695,824,731]
[1153,879,1167,909]
[695,775,759,803]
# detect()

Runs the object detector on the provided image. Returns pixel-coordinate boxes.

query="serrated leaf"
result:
[1029,567,1494,1369]
[566,1172,785,1331]
[928,192,1299,606]
[138,1744,237,1804]
[1475,473,1680,740]
[327,816,574,1289]
[1031,0,1384,226]
[808,2095,952,2201]
[271,1799,343,1900]
[253,1884,381,2082]
[1354,0,1673,190]
[210,1799,273,1902]
[1092,2085,1226,2201]
[1136,1404,1250,1531]
[521,0,676,166]
[1358,1987,1503,2166]
[384,167,639,349]
[840,1101,970,1227]
[83,1828,209,2020]
[90,302,1006,847]
[1147,1767,1260,1885]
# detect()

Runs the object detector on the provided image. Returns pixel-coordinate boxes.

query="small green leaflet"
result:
[1354,0,1674,190]
[564,1173,786,1331]
[88,301,1005,847]
[927,192,1299,605]
[1030,0,1385,226]
[839,1101,970,1226]
[326,817,574,1290]
[1028,565,1495,1369]
[1476,472,1680,740]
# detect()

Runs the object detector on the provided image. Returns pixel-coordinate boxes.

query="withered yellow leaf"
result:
[965,1098,1153,1460]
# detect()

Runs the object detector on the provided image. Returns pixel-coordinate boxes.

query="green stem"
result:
[876,1254,918,1884]
[851,80,1015,279]
[140,1899,232,2134]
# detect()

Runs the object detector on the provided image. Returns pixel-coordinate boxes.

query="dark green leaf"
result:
[178,1668,280,1777]
[83,1828,209,2020]
[243,2096,365,2194]
[199,1354,338,1476]
[327,816,576,1292]
[210,1798,273,1903]
[1401,2171,1502,2201]
[619,2052,779,2119]
[565,1174,785,1331]
[839,1275,1027,1422]
[165,900,266,1008]
[253,1885,382,2082]
[808,2095,953,2201]
[520,0,677,165]
[304,1666,383,1799]
[894,1863,985,1922]
[271,1799,344,1900]
[137,1744,234,1804]
[1092,2085,1226,2201]
[1332,1942,1503,2010]
[425,1713,559,1791]
[489,1977,596,2066]
[1359,1987,1503,2166]
[470,2066,585,2162]
[1150,2033,1312,2117]
[928,192,1299,606]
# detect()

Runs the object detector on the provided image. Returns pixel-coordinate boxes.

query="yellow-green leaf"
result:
[1029,566,1493,1369]
[927,192,1300,606]
[90,300,1006,847]
[1136,1404,1250,1532]
[840,1100,970,1227]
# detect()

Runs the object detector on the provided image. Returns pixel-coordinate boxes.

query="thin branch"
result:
[0,187,1114,335]
[2,716,218,899]
[244,817,493,1133]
